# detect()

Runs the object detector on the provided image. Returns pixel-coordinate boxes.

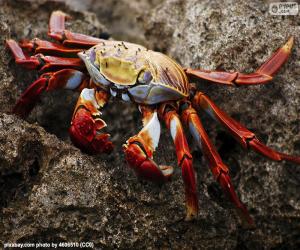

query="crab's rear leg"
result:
[181,103,254,227]
[69,89,113,154]
[12,69,90,118]
[6,39,84,71]
[193,92,300,164]
[185,37,293,86]
[48,11,105,48]
[19,38,83,57]
[123,106,174,184]
[159,105,198,220]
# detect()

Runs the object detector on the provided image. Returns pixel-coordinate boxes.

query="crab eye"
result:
[138,70,152,84]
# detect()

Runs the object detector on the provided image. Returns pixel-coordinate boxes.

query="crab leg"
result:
[123,105,174,184]
[181,103,254,226]
[185,37,293,86]
[13,69,90,118]
[6,39,84,71]
[48,11,104,48]
[19,38,83,57]
[70,88,113,154]
[193,92,300,164]
[160,107,198,220]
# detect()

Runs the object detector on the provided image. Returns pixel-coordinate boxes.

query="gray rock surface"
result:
[0,0,299,249]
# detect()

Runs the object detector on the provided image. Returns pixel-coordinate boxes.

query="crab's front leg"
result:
[123,106,173,184]
[69,88,113,154]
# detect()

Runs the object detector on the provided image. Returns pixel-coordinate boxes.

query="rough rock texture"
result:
[65,0,161,44]
[0,0,299,249]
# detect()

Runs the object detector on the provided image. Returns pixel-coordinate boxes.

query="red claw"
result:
[124,143,172,184]
[69,108,113,154]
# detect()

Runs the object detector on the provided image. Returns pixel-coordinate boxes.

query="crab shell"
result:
[78,40,190,104]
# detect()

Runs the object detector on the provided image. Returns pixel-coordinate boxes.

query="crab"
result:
[6,11,300,226]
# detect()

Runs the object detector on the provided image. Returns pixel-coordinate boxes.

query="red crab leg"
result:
[19,38,83,57]
[181,103,254,226]
[48,11,104,48]
[185,37,294,86]
[13,69,90,118]
[160,107,198,221]
[70,89,113,154]
[123,106,174,184]
[193,92,300,164]
[6,39,40,69]
[6,39,84,71]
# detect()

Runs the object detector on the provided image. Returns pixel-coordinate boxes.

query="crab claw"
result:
[123,142,173,184]
[123,108,174,184]
[69,108,113,154]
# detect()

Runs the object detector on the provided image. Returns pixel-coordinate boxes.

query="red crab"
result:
[6,11,300,226]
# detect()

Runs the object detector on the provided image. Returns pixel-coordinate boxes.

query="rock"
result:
[0,0,299,249]
[64,0,161,44]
